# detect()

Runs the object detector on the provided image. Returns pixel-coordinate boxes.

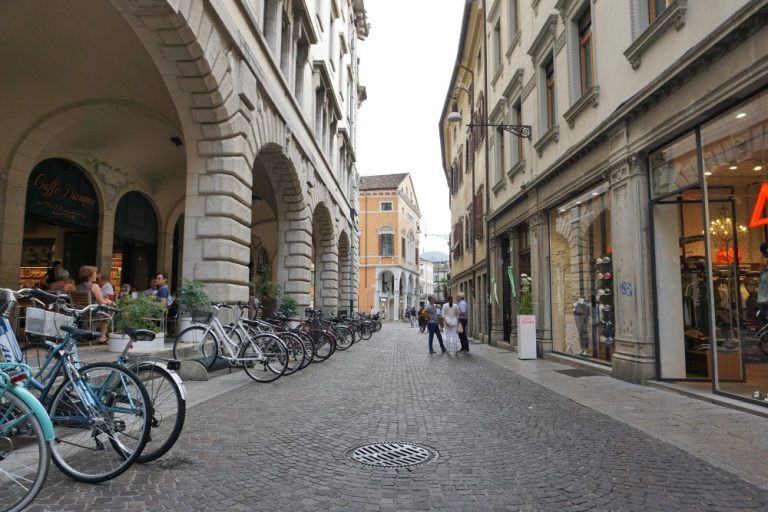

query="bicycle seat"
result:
[126,328,156,342]
[60,325,103,341]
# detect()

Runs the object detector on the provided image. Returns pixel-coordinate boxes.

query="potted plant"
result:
[279,295,298,316]
[516,273,537,359]
[109,294,167,353]
[251,265,281,318]
[175,279,211,341]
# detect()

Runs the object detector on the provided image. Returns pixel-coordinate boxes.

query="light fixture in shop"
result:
[556,182,610,213]
[755,165,764,171]
[736,112,747,119]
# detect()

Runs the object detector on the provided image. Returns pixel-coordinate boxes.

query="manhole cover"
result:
[348,442,438,468]
[156,456,195,470]
[555,368,602,378]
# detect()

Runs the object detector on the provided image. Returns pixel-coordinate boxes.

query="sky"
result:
[356,0,465,255]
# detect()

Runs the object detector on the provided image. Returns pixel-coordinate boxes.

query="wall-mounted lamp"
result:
[447,99,532,139]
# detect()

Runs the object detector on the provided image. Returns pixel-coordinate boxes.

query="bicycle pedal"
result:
[112,419,127,433]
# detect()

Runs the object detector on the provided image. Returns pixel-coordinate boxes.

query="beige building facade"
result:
[357,173,421,321]
[441,0,768,407]
[1,0,368,311]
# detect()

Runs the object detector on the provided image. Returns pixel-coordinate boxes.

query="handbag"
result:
[457,322,464,334]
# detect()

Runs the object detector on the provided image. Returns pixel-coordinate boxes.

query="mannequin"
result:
[573,298,590,356]
[757,242,768,325]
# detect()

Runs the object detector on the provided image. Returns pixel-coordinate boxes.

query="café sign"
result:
[26,159,99,229]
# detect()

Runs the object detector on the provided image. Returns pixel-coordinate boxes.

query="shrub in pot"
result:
[109,294,167,353]
[175,279,211,340]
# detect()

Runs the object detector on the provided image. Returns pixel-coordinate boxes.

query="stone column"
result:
[608,155,656,383]
[393,275,400,321]
[529,210,552,355]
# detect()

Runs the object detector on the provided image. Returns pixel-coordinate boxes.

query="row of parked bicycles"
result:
[0,287,382,512]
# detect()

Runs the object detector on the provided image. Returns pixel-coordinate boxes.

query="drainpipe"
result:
[482,0,492,343]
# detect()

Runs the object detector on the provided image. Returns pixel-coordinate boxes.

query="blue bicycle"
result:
[0,362,55,512]
[2,289,152,483]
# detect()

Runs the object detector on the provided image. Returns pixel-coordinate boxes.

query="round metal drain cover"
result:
[348,442,438,468]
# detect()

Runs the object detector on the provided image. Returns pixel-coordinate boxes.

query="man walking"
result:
[457,291,470,352]
[424,295,446,354]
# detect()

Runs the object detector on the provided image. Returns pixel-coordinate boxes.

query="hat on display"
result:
[599,335,607,343]
[596,272,604,280]
[603,256,611,263]
[596,257,604,264]
[597,289,605,297]
[602,288,612,296]
[603,272,612,280]
[603,305,612,312]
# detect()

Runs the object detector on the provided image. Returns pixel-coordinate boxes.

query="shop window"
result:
[651,90,768,407]
[550,183,613,363]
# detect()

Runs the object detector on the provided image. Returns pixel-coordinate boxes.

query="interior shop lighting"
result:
[755,165,764,171]
[704,171,713,176]
[729,164,738,170]
[736,112,747,119]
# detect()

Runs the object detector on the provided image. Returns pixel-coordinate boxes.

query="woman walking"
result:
[441,295,460,355]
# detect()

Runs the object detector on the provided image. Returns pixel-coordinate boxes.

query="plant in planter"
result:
[279,295,298,316]
[516,273,537,359]
[251,265,281,318]
[109,294,167,353]
[175,279,211,341]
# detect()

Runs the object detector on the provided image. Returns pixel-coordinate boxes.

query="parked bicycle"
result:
[0,362,54,512]
[3,288,152,483]
[173,303,289,382]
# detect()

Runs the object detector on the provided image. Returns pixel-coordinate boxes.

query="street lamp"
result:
[447,98,532,139]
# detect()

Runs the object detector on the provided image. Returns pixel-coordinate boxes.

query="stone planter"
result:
[108,332,165,353]
[176,316,206,343]
[516,315,537,360]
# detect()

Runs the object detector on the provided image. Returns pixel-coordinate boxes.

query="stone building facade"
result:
[0,0,368,311]
[357,173,421,321]
[441,0,768,407]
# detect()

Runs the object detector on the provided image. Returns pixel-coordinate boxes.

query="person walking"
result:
[457,291,470,352]
[418,303,427,333]
[424,295,445,354]
[442,295,460,355]
[408,306,416,327]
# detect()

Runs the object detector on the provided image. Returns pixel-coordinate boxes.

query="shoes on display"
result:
[602,288,612,296]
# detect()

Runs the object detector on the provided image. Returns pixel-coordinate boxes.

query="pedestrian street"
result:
[28,323,768,511]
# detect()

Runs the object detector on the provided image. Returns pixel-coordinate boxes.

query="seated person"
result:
[47,270,76,293]
[77,265,113,344]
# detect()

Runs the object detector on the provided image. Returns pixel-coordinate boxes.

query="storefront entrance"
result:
[112,192,158,295]
[651,90,768,405]
[21,159,99,288]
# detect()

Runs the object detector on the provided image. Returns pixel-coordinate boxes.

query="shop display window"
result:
[550,182,614,363]
[652,89,768,405]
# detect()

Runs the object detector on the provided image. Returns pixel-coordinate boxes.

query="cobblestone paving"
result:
[28,324,768,511]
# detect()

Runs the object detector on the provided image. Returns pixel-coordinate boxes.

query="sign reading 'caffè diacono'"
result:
[26,159,99,229]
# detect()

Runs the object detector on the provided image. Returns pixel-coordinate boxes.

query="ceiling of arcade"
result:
[0,0,185,198]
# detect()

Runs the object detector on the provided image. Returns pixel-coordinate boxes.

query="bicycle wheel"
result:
[311,330,334,362]
[0,388,51,512]
[292,330,315,368]
[278,332,306,375]
[332,326,354,351]
[240,333,288,383]
[48,362,152,483]
[131,363,186,463]
[361,323,374,340]
[173,326,219,370]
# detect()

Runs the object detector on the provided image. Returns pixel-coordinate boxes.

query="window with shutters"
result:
[474,191,484,240]
[379,234,393,256]
[401,236,406,260]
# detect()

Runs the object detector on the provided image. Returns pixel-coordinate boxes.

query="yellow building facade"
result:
[357,174,421,320]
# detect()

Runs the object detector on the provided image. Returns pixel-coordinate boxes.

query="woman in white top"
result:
[441,296,460,355]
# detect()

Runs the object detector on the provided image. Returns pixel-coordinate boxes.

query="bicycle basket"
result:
[190,309,213,324]
[25,307,76,337]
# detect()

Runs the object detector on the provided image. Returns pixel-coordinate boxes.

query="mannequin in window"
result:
[757,242,768,326]
[573,298,590,356]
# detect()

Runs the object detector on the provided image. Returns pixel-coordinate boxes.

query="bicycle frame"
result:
[0,363,55,442]
[197,308,266,362]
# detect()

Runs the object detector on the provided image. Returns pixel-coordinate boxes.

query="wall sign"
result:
[26,159,99,229]
[749,182,768,228]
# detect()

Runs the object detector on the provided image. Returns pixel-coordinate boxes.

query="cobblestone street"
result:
[29,323,768,511]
